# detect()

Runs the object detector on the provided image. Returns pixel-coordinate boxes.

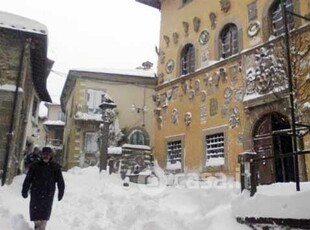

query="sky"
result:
[1,0,161,104]
[1,164,310,230]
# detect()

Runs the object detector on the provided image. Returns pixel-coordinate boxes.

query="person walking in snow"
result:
[22,146,65,230]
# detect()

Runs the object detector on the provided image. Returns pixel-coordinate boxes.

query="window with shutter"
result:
[270,0,294,36]
[86,89,105,114]
[180,44,195,75]
[205,133,225,167]
[220,24,238,59]
[167,140,182,170]
[129,130,148,145]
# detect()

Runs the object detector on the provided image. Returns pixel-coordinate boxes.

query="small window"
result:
[86,89,105,114]
[220,24,238,59]
[129,130,148,145]
[180,44,195,75]
[205,133,225,167]
[84,132,98,153]
[167,140,182,170]
[32,98,38,118]
[270,0,294,36]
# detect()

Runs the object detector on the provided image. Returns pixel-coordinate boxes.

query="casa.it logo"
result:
[137,170,240,196]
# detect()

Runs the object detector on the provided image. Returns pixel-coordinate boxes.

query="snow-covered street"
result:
[1,166,310,230]
[0,166,247,230]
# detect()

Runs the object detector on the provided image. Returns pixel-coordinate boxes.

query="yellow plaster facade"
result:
[141,0,310,182]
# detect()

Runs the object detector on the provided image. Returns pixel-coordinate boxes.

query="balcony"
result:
[46,138,63,149]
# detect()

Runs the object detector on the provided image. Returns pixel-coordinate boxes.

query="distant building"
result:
[43,103,65,165]
[137,0,310,184]
[0,11,53,184]
[60,67,156,170]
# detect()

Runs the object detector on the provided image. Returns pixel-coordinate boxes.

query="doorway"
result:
[253,112,295,185]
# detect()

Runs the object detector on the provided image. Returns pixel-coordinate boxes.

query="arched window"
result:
[270,0,294,36]
[129,130,149,145]
[180,44,195,75]
[220,24,238,59]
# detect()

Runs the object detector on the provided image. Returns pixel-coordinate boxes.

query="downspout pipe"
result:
[1,38,31,186]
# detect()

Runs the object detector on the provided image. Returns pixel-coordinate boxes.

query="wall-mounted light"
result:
[131,104,148,113]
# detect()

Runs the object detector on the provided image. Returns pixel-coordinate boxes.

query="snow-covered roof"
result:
[72,68,156,78]
[136,0,161,9]
[43,120,65,126]
[0,11,47,35]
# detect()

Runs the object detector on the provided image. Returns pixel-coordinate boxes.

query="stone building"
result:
[43,103,65,165]
[0,11,52,184]
[60,66,156,170]
[137,0,310,184]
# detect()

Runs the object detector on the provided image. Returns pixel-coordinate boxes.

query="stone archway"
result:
[252,112,295,185]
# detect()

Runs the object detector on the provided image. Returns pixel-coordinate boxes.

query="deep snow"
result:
[1,166,309,230]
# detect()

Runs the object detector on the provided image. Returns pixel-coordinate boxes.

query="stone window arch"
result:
[262,0,298,41]
[269,0,294,36]
[128,128,150,146]
[180,43,195,76]
[219,23,238,59]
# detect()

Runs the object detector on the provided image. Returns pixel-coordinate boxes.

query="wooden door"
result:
[253,114,276,185]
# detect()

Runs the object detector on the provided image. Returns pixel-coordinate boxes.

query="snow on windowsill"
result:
[205,157,225,167]
[166,161,182,170]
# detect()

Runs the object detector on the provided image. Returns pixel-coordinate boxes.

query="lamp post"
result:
[99,95,117,172]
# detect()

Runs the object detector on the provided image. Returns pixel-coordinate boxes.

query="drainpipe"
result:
[1,38,31,186]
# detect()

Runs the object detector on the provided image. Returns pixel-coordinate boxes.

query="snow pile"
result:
[1,166,310,230]
[0,166,247,230]
[232,182,310,219]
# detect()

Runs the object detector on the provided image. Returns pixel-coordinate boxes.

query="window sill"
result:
[203,164,227,172]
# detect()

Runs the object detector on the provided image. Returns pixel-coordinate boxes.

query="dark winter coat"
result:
[22,160,65,221]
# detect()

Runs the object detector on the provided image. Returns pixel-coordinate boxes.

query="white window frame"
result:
[203,126,228,170]
[166,139,183,171]
[205,133,225,167]
[86,89,105,114]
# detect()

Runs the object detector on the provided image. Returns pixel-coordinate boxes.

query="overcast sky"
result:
[2,0,160,103]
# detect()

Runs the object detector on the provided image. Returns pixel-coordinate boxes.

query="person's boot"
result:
[34,221,40,230]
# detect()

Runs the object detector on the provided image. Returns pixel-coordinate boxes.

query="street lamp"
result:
[99,95,117,172]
